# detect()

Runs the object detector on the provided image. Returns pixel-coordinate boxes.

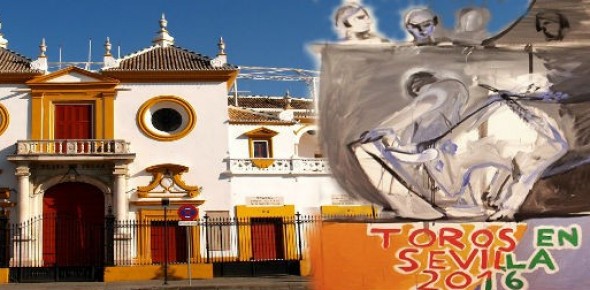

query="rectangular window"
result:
[54,104,93,139]
[206,211,231,251]
[253,140,270,158]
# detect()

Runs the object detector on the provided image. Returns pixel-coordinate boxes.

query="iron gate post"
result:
[204,214,210,263]
[105,206,115,267]
[295,212,303,260]
[162,198,169,285]
[0,208,9,267]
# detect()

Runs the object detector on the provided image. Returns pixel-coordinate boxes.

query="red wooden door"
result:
[150,221,187,263]
[55,104,92,139]
[251,218,284,260]
[43,182,104,266]
[54,105,92,153]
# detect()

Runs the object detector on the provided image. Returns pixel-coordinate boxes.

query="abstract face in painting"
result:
[457,8,488,32]
[335,5,372,34]
[347,8,372,33]
[404,8,438,41]
[535,11,570,41]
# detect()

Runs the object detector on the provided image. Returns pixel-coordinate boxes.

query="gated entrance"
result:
[251,217,284,260]
[11,182,106,282]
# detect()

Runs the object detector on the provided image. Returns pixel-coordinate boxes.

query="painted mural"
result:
[315,0,590,289]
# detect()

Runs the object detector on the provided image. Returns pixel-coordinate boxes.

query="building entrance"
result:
[40,182,105,281]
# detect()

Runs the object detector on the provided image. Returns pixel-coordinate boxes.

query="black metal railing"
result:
[108,214,324,266]
[0,212,372,279]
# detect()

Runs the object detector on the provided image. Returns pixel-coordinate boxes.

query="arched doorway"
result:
[297,130,322,158]
[43,182,105,268]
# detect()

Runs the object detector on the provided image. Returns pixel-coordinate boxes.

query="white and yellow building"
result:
[0,15,368,281]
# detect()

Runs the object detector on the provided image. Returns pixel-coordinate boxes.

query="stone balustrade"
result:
[229,158,330,174]
[15,139,131,155]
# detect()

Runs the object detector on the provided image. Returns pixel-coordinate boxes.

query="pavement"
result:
[1,275,311,290]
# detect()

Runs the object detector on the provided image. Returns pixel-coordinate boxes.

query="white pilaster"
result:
[15,165,30,225]
[113,163,129,222]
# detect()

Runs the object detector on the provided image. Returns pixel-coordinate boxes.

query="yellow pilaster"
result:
[31,92,43,139]
[103,92,115,139]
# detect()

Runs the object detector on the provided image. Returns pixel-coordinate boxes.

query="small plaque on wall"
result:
[246,196,284,206]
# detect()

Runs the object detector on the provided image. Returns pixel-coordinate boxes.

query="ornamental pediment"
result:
[137,163,202,198]
[26,66,119,85]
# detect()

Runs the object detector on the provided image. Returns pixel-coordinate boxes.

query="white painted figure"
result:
[352,72,568,221]
[334,4,388,44]
[404,8,442,45]
[452,7,490,45]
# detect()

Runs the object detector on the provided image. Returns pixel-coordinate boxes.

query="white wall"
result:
[230,175,343,215]
[228,124,297,158]
[114,82,231,212]
[0,84,32,220]
[228,122,348,215]
[0,85,29,187]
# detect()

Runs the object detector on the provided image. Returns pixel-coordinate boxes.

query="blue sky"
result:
[0,0,529,97]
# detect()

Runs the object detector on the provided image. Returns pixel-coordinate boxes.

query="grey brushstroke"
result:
[318,43,590,220]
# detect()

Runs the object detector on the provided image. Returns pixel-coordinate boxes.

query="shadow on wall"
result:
[153,265,182,281]
[0,146,16,186]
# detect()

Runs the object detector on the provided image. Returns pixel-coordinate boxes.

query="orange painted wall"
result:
[312,221,528,290]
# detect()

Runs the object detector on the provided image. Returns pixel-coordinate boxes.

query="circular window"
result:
[0,104,8,136]
[152,108,182,132]
[137,96,196,141]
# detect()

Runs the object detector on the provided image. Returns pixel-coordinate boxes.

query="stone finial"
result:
[104,37,112,56]
[39,38,47,57]
[218,37,226,55]
[283,90,293,110]
[102,36,119,69]
[152,13,175,47]
[30,38,48,73]
[0,19,8,49]
[211,36,228,67]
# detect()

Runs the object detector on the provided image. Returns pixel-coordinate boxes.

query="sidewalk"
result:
[1,275,311,290]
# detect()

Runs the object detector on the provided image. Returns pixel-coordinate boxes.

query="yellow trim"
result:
[104,264,213,282]
[137,96,196,141]
[296,117,316,124]
[234,205,297,261]
[137,209,201,264]
[130,200,205,206]
[251,159,275,168]
[244,127,279,138]
[27,66,119,85]
[249,138,274,160]
[0,103,9,136]
[137,164,202,198]
[245,127,278,161]
[27,67,119,140]
[103,92,116,138]
[0,268,8,284]
[300,259,312,277]
[31,92,43,140]
[320,205,374,216]
[43,98,98,140]
[0,72,40,84]
[102,70,239,90]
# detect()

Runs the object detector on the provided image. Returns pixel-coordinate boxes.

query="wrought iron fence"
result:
[111,213,324,266]
[0,212,368,268]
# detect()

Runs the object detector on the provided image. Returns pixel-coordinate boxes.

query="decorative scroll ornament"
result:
[137,164,202,198]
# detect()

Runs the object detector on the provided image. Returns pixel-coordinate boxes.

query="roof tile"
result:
[228,96,314,110]
[0,47,39,73]
[228,107,295,124]
[105,45,237,71]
